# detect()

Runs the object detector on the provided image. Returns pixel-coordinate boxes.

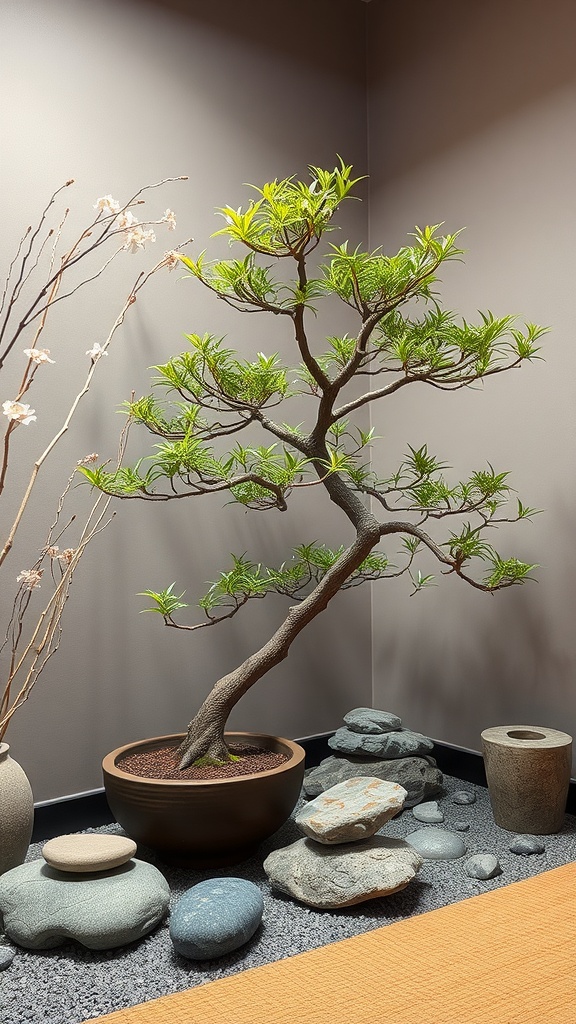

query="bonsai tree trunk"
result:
[178,516,381,767]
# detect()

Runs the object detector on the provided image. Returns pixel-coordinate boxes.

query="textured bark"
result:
[177,520,381,767]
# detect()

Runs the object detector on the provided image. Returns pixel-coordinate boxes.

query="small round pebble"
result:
[42,834,137,873]
[406,828,467,860]
[0,946,15,970]
[509,837,546,856]
[452,790,476,805]
[452,820,471,832]
[412,801,444,824]
[465,854,502,880]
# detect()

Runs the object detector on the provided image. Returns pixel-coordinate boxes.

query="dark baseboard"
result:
[31,733,576,842]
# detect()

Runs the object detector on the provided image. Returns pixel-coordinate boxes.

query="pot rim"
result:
[102,731,305,786]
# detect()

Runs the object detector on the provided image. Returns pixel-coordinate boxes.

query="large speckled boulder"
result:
[0,859,169,950]
[328,727,434,759]
[295,777,407,844]
[264,836,422,909]
[303,754,443,807]
[170,877,264,960]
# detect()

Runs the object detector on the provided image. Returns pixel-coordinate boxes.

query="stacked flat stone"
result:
[264,774,423,908]
[0,833,169,950]
[304,707,443,807]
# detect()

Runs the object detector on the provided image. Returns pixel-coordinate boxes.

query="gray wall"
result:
[1,0,370,800]
[367,0,576,769]
[3,0,575,802]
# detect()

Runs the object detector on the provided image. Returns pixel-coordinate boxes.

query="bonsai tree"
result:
[83,160,545,768]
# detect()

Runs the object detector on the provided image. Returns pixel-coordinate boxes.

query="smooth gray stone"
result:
[464,854,502,880]
[170,878,263,961]
[412,801,444,823]
[303,754,443,807]
[452,790,476,805]
[0,946,15,970]
[328,727,434,760]
[406,828,467,860]
[0,859,169,950]
[296,777,407,844]
[509,837,545,856]
[343,708,402,735]
[264,836,422,909]
[452,820,471,832]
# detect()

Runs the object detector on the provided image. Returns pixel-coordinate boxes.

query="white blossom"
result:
[115,209,138,231]
[163,251,180,271]
[2,400,37,425]
[23,347,55,365]
[16,568,43,590]
[162,209,177,231]
[77,452,99,465]
[86,343,108,361]
[58,548,76,565]
[123,226,156,254]
[94,195,120,216]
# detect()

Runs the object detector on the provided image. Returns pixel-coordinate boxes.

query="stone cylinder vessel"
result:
[481,725,572,834]
[0,742,34,874]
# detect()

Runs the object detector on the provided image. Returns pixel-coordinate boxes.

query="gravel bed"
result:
[1,774,575,1024]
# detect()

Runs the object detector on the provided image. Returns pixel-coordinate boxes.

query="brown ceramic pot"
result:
[102,732,305,866]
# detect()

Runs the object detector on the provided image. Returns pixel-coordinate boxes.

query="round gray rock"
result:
[303,754,443,807]
[452,790,476,805]
[328,727,434,760]
[343,708,402,734]
[406,828,467,860]
[452,820,471,832]
[0,858,169,950]
[464,854,502,880]
[412,801,444,824]
[264,836,422,909]
[0,946,15,970]
[170,878,263,961]
[509,837,545,856]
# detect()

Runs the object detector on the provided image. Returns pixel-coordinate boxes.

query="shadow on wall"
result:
[376,578,576,772]
[368,0,576,180]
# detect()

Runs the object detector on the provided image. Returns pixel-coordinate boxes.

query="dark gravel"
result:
[1,774,575,1024]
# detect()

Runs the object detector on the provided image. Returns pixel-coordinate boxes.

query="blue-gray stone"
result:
[452,790,476,805]
[465,854,502,880]
[170,877,264,960]
[0,858,169,950]
[343,708,402,735]
[0,946,15,970]
[328,727,434,760]
[412,801,444,823]
[303,754,443,807]
[509,837,545,856]
[452,820,471,832]
[406,827,467,860]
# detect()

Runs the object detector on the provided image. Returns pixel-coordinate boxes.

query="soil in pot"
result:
[117,742,289,781]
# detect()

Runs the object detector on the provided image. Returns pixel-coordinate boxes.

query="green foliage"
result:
[483,557,537,588]
[83,159,545,622]
[211,158,362,256]
[139,583,189,617]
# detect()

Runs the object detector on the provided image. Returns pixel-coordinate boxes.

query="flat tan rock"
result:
[296,776,407,844]
[42,834,137,873]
